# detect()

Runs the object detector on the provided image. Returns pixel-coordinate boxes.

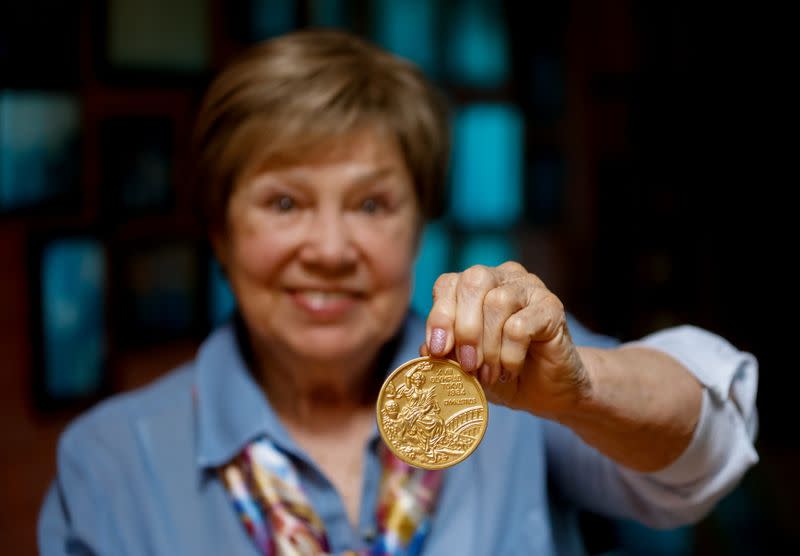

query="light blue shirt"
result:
[38,313,758,555]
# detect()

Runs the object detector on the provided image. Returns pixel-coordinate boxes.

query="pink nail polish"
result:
[458,345,477,372]
[430,328,447,354]
[479,364,491,385]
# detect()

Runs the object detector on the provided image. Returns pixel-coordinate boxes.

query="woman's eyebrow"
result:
[252,164,402,192]
[350,166,399,186]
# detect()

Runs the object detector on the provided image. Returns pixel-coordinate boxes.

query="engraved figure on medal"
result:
[377,357,488,469]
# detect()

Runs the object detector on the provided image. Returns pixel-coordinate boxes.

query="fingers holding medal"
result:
[377,261,588,469]
[424,261,590,419]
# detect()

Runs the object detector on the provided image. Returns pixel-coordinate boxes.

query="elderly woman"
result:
[38,30,758,555]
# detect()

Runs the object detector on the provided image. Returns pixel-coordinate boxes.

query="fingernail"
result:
[430,328,447,355]
[479,364,491,385]
[458,345,477,372]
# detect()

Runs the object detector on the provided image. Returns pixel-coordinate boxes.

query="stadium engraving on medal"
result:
[376,356,488,470]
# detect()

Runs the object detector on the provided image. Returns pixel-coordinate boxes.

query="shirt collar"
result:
[193,312,426,469]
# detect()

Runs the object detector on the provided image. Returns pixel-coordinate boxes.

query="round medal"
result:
[376,356,488,470]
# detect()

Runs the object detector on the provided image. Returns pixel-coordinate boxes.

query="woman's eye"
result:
[271,195,295,212]
[360,197,383,214]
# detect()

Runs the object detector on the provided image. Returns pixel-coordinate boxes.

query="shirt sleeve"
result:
[545,325,759,529]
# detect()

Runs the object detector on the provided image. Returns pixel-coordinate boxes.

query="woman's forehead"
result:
[267,126,398,168]
[244,129,410,186]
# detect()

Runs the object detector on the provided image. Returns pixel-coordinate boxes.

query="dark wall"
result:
[0,1,790,554]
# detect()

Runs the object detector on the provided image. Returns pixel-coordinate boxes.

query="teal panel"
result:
[410,221,451,316]
[450,104,524,230]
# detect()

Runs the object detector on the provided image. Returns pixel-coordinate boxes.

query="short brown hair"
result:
[192,29,450,233]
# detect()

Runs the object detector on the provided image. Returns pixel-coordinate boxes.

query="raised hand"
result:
[423,262,590,417]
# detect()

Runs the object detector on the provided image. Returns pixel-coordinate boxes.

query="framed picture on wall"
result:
[113,239,204,347]
[99,116,174,219]
[0,90,81,215]
[28,230,110,411]
[96,0,210,82]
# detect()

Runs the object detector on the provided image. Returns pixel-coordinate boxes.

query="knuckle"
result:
[544,292,565,318]
[461,265,492,290]
[539,293,566,337]
[524,273,546,289]
[485,286,514,310]
[500,260,526,274]
[504,315,529,343]
[433,273,458,300]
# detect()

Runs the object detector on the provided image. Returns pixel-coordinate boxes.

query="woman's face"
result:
[215,127,420,366]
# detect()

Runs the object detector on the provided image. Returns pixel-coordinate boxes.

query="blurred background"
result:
[0,1,789,554]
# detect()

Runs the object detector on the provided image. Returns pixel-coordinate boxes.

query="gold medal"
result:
[376,356,488,470]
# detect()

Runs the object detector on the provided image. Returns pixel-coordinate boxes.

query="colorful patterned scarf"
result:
[220,437,443,556]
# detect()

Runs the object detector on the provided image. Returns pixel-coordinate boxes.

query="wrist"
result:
[550,345,704,472]
[547,346,603,424]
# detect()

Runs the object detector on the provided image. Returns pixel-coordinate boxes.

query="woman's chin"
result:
[287,329,373,363]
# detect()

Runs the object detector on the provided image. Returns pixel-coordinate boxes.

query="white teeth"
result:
[300,291,350,309]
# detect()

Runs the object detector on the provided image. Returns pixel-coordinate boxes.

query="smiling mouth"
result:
[290,289,362,313]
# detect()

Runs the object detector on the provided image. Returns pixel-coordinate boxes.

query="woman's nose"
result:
[299,208,358,272]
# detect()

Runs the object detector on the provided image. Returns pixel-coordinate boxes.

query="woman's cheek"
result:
[232,232,283,281]
[366,225,417,281]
